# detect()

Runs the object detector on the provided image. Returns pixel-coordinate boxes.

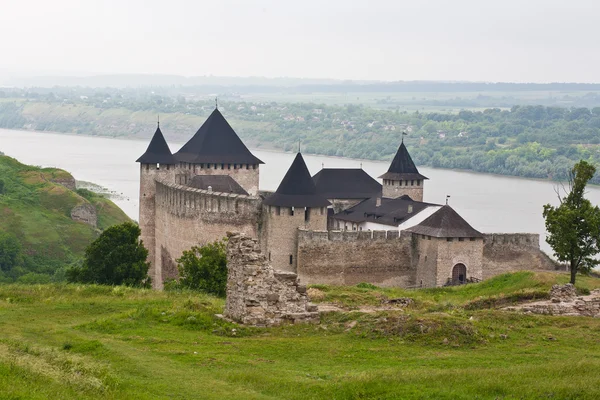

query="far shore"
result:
[0,126,592,187]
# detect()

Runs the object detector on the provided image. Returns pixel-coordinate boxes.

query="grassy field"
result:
[1,271,600,399]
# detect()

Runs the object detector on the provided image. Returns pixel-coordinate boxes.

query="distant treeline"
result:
[0,88,599,185]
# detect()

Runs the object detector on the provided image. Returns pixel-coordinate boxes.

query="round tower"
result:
[261,153,330,272]
[136,123,176,288]
[379,140,428,201]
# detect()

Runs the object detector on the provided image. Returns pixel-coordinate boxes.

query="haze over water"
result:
[3,128,600,256]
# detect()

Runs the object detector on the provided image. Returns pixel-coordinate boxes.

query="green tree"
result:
[176,239,227,297]
[0,232,23,272]
[543,160,600,284]
[67,222,150,287]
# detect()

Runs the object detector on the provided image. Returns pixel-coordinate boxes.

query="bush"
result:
[175,239,227,297]
[0,232,23,272]
[67,222,150,287]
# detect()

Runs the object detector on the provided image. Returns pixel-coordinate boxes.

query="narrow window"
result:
[290,207,295,216]
[470,237,476,242]
[253,164,257,170]
[156,163,160,170]
[145,164,149,171]
[221,163,225,169]
[447,238,453,242]
[234,164,238,169]
[289,255,293,265]
[459,237,465,242]
[417,179,421,186]
[246,164,250,170]
[269,252,271,261]
[399,180,402,187]
[276,206,281,216]
[167,164,170,170]
[305,207,310,222]
[228,164,231,169]
[411,180,414,186]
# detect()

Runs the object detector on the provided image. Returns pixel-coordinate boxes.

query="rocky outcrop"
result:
[224,232,319,327]
[506,284,600,317]
[70,203,97,228]
[52,176,76,191]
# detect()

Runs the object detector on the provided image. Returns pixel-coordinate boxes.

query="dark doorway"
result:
[452,263,467,285]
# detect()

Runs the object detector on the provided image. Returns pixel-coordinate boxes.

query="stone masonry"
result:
[506,284,600,317]
[224,232,319,326]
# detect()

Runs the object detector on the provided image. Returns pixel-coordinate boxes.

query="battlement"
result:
[297,228,410,243]
[483,233,540,249]
[155,179,261,218]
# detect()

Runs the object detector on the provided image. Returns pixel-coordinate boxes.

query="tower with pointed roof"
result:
[136,122,177,284]
[379,140,428,201]
[261,153,330,272]
[173,108,263,195]
[408,205,484,287]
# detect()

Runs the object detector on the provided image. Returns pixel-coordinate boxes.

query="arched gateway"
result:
[452,263,467,285]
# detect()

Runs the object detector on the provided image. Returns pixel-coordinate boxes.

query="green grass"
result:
[0,155,131,274]
[1,272,600,399]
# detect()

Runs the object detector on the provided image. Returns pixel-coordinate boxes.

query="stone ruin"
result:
[549,283,577,303]
[506,283,600,317]
[224,232,319,327]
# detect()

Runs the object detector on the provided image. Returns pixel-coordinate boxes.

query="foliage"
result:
[175,239,228,297]
[0,155,131,281]
[543,161,600,284]
[67,222,150,287]
[0,232,23,272]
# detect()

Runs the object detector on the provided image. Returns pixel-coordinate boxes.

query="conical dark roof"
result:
[136,125,176,164]
[379,141,428,180]
[174,108,263,165]
[263,153,330,207]
[407,205,482,238]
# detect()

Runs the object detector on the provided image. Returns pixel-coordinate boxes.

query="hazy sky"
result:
[1,0,599,82]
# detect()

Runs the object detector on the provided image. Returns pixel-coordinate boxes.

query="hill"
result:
[0,272,599,399]
[0,155,131,282]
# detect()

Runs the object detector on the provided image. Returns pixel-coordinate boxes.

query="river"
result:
[2,128,600,256]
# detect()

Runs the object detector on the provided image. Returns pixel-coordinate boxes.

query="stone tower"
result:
[379,140,428,201]
[408,205,484,288]
[136,123,177,286]
[261,152,330,272]
[172,108,263,195]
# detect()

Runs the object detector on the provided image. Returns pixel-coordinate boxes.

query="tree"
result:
[543,160,600,284]
[0,232,23,272]
[67,222,150,287]
[175,239,227,297]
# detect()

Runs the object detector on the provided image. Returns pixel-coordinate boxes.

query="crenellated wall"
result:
[482,233,561,279]
[296,229,416,287]
[152,180,261,288]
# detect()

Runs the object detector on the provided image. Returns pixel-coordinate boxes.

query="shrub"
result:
[0,232,23,272]
[66,222,150,287]
[176,239,227,297]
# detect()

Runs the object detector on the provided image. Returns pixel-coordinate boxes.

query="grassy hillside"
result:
[0,272,599,399]
[0,155,130,281]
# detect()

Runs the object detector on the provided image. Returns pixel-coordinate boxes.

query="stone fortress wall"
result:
[296,229,559,288]
[152,179,261,287]
[174,163,260,195]
[482,233,563,279]
[296,229,416,287]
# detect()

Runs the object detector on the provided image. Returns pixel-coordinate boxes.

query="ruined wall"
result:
[434,237,484,286]
[261,205,328,273]
[153,180,261,288]
[139,164,176,286]
[297,229,416,287]
[224,232,319,326]
[382,181,424,201]
[482,233,560,279]
[175,163,260,195]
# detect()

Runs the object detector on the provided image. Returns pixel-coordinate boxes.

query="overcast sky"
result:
[1,0,599,82]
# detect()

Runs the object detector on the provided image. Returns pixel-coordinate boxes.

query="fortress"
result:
[137,108,558,289]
